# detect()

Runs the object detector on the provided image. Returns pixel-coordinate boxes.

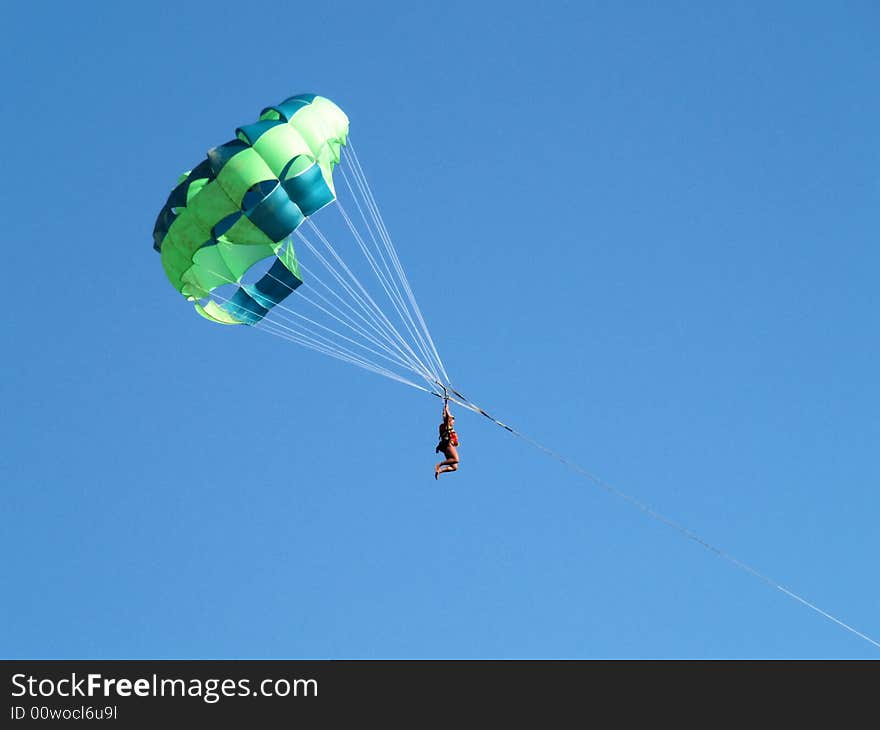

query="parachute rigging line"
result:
[205,283,431,393]
[345,140,450,383]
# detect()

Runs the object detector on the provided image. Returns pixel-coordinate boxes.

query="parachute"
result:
[153,94,452,397]
[153,94,349,326]
[150,96,880,652]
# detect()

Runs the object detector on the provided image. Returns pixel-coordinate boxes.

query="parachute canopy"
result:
[153,92,453,402]
[153,94,349,325]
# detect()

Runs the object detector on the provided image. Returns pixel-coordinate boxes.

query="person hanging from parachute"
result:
[434,396,460,479]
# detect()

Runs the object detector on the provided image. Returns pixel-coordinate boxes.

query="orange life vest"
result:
[440,422,459,447]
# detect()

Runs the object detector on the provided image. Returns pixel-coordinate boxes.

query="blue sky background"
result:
[2,1,878,659]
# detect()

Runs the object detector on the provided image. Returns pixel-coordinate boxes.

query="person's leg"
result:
[437,446,459,475]
[439,460,458,474]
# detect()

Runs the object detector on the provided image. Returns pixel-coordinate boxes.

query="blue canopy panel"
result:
[221,257,303,325]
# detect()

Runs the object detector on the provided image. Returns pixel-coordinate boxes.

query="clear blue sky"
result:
[2,1,878,659]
